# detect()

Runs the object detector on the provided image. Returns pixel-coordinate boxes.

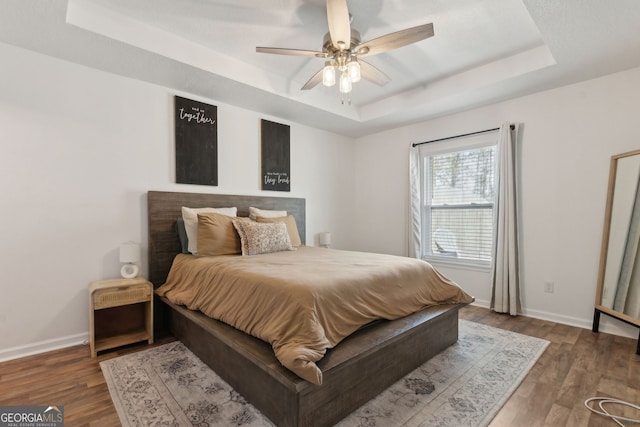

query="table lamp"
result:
[319,232,331,248]
[119,241,140,278]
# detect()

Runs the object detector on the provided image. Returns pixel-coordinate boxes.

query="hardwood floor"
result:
[0,336,175,426]
[461,306,639,427]
[0,306,637,426]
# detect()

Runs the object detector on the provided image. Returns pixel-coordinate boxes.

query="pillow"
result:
[256,215,302,247]
[197,213,249,256]
[248,206,287,221]
[232,220,294,256]
[182,206,237,254]
[176,217,190,254]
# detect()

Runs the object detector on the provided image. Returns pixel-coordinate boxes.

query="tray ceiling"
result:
[1,0,640,137]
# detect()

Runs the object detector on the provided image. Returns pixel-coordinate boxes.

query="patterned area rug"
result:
[101,320,548,426]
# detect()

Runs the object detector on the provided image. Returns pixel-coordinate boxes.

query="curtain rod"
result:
[411,124,515,148]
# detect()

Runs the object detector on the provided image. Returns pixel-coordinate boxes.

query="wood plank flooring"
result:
[0,305,637,426]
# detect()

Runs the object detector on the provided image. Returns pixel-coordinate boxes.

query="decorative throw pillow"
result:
[182,206,237,254]
[197,213,249,256]
[256,215,302,247]
[232,220,294,256]
[248,206,287,221]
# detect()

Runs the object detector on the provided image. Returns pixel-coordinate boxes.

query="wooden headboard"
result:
[147,191,306,288]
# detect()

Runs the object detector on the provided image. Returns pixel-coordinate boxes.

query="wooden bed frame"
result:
[147,190,467,427]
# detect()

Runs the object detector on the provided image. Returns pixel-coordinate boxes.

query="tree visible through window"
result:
[421,141,497,265]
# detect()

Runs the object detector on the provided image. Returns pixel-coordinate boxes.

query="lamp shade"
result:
[319,232,331,247]
[119,241,140,263]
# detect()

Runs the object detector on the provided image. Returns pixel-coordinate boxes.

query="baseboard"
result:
[0,332,88,363]
[470,300,637,339]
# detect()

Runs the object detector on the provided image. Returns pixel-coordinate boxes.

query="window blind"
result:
[424,144,496,262]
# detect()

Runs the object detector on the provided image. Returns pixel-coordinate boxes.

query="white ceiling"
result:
[2,0,640,137]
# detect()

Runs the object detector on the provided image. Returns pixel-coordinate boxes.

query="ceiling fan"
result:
[256,0,434,101]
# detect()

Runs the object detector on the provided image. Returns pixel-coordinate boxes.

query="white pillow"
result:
[248,206,287,221]
[182,206,237,254]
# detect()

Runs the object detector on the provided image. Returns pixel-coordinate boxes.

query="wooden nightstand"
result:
[89,277,154,358]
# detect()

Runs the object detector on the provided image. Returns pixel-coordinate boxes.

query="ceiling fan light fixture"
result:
[257,0,434,102]
[347,59,361,83]
[322,62,336,87]
[339,71,352,94]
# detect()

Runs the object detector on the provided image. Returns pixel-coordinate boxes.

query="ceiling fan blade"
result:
[356,23,434,57]
[301,69,324,90]
[326,0,351,50]
[359,60,391,86]
[256,47,327,58]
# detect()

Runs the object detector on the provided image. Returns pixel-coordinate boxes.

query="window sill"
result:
[423,257,491,273]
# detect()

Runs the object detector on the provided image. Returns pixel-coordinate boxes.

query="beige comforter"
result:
[156,246,473,385]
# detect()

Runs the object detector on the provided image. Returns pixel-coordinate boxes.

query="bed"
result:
[147,190,473,427]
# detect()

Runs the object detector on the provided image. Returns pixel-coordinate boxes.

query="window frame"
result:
[418,132,498,270]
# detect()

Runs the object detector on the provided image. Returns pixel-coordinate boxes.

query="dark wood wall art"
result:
[261,119,290,192]
[174,96,218,186]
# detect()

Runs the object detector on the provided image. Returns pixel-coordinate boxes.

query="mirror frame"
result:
[593,149,640,354]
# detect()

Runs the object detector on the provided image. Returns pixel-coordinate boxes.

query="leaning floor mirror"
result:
[593,149,640,354]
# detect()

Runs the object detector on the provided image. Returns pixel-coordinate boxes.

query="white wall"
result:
[0,42,355,359]
[353,66,640,338]
[3,39,638,359]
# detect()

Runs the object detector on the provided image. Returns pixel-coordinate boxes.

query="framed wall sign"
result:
[261,119,290,192]
[174,96,218,186]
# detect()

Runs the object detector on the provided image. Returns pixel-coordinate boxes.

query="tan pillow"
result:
[256,215,302,247]
[249,206,287,220]
[197,213,247,256]
[232,220,293,256]
[182,206,237,254]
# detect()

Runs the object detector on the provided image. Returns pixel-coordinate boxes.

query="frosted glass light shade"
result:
[347,60,361,83]
[322,63,336,87]
[339,72,352,94]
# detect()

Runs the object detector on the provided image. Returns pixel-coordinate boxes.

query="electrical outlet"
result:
[544,281,554,293]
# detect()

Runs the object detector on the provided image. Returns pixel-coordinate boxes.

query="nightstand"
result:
[89,277,154,358]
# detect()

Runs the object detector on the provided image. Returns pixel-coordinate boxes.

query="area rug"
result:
[101,320,549,426]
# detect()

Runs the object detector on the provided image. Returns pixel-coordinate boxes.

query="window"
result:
[418,134,497,267]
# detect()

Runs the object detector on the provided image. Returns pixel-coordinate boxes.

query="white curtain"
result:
[409,145,421,258]
[490,122,522,315]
